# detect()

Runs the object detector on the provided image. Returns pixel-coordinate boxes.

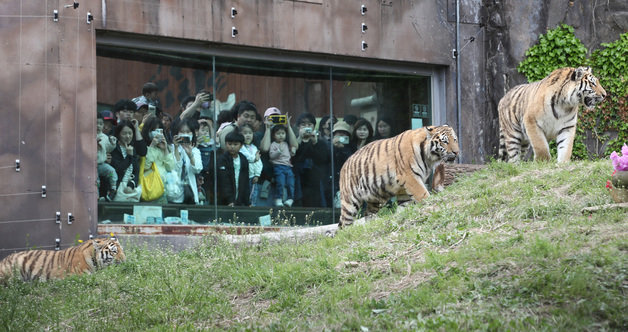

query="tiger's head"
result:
[426,125,459,163]
[92,237,126,268]
[572,66,606,109]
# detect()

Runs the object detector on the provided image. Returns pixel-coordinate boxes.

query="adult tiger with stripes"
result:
[338,125,459,227]
[498,66,606,163]
[0,237,125,282]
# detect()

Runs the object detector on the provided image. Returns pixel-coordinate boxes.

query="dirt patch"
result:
[209,288,273,329]
[371,270,435,301]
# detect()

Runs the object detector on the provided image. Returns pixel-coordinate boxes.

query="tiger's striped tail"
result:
[498,127,507,161]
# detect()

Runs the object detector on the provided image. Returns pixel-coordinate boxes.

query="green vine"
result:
[583,32,628,154]
[516,25,628,159]
[518,24,588,82]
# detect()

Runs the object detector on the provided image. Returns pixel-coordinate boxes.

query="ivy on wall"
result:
[518,24,588,82]
[584,33,628,154]
[516,24,628,159]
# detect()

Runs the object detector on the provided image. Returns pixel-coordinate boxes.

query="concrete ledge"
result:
[107,206,390,252]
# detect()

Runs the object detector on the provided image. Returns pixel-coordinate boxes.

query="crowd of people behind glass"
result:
[97,82,398,209]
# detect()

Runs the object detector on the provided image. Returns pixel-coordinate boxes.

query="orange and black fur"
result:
[338,125,459,227]
[0,237,125,282]
[498,66,606,163]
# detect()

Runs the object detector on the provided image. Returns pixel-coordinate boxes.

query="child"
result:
[196,118,216,170]
[239,124,263,206]
[204,131,250,206]
[269,125,295,207]
[96,111,119,200]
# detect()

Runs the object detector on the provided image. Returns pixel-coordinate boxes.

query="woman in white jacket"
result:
[170,117,203,204]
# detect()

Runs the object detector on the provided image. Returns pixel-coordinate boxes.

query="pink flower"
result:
[609,144,628,171]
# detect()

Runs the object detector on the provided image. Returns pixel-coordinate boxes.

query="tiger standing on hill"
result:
[338,125,459,227]
[498,66,606,163]
[0,237,125,282]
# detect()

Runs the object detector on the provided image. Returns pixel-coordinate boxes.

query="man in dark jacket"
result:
[203,131,250,206]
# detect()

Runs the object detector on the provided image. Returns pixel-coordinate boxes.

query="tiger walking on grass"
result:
[338,125,459,227]
[498,66,606,163]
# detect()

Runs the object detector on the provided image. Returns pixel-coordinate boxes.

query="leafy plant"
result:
[583,32,628,154]
[517,24,588,82]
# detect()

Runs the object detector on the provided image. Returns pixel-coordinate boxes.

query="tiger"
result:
[498,66,606,163]
[0,237,125,282]
[338,125,459,227]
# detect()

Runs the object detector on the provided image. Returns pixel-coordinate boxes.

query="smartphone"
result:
[269,114,287,125]
[148,104,156,115]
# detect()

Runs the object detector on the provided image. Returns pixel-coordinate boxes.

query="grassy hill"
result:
[1,160,626,331]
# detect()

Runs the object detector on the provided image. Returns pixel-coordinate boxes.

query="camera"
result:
[304,127,313,134]
[180,134,192,144]
[269,114,287,125]
[198,90,214,100]
[151,129,165,143]
[338,136,349,144]
[148,104,156,115]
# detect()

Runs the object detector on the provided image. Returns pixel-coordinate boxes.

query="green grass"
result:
[1,160,627,331]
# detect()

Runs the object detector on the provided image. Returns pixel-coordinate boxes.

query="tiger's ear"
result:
[424,126,434,139]
[573,67,590,80]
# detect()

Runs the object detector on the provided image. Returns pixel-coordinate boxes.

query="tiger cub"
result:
[498,66,606,163]
[338,125,459,227]
[0,237,125,282]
